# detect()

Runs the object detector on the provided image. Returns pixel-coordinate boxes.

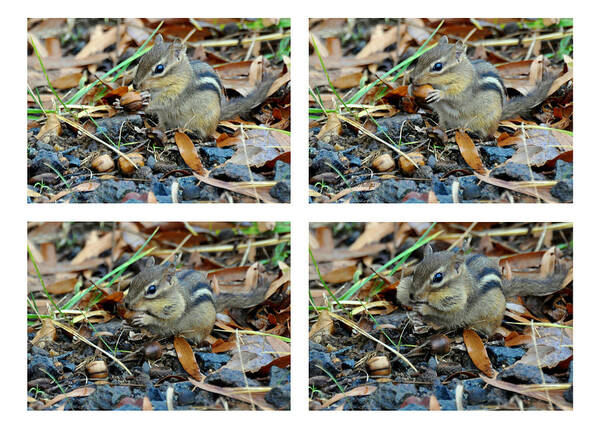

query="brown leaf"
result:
[227,129,290,168]
[463,329,494,377]
[311,243,387,263]
[46,277,78,294]
[208,265,253,284]
[473,172,559,203]
[505,128,572,168]
[192,173,278,203]
[188,378,274,410]
[320,385,377,409]
[316,114,342,141]
[455,131,488,174]
[326,182,380,203]
[41,386,95,409]
[76,26,118,59]
[51,72,83,90]
[71,231,120,265]
[173,336,201,380]
[517,326,572,369]
[31,318,57,347]
[174,131,207,176]
[309,310,334,341]
[36,113,62,141]
[322,265,358,284]
[481,376,572,410]
[28,53,110,70]
[222,335,288,374]
[350,222,395,251]
[48,182,100,203]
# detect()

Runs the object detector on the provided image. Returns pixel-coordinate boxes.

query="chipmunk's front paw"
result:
[139,91,151,105]
[131,312,154,328]
[425,89,442,104]
[413,302,435,317]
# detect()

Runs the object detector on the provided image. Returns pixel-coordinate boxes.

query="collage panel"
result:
[308,19,573,203]
[309,222,573,410]
[27,222,291,410]
[17,9,584,418]
[27,18,291,204]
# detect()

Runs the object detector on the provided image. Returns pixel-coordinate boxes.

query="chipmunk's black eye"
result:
[433,272,444,283]
[154,64,164,74]
[146,284,157,295]
[432,62,443,72]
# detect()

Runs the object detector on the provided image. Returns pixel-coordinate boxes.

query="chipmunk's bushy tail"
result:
[219,75,276,120]
[500,78,554,121]
[501,265,567,298]
[215,276,270,312]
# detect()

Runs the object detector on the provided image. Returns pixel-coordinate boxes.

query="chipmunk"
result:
[396,245,568,336]
[123,257,269,343]
[133,34,274,139]
[407,35,555,137]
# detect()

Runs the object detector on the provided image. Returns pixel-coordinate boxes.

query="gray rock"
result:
[205,368,261,388]
[210,163,266,182]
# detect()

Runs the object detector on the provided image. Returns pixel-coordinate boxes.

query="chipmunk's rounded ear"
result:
[169,38,186,61]
[453,40,467,61]
[154,34,164,45]
[450,253,465,273]
[438,35,449,45]
[423,244,434,256]
[144,257,156,269]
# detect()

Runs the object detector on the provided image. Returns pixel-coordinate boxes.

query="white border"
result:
[6,0,596,424]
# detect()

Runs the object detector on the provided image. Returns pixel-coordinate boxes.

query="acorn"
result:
[143,341,163,361]
[411,84,435,101]
[398,151,425,175]
[429,334,451,355]
[86,360,108,379]
[366,356,391,376]
[91,154,115,173]
[119,91,145,111]
[118,152,144,175]
[372,154,395,172]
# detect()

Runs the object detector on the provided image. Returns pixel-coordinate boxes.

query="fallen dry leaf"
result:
[455,130,488,174]
[188,377,273,410]
[41,386,95,410]
[463,329,494,377]
[223,334,288,374]
[31,318,57,347]
[173,336,201,380]
[226,129,290,169]
[517,326,572,369]
[36,113,62,141]
[46,276,78,294]
[174,132,208,176]
[47,182,101,203]
[481,376,571,410]
[309,310,334,342]
[320,385,377,409]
